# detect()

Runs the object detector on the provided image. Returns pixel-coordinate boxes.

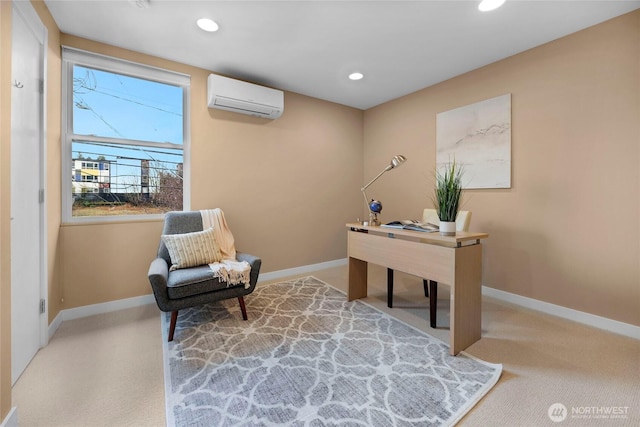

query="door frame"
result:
[11,0,49,353]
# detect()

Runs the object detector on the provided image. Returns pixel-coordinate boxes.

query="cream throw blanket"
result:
[201,209,251,289]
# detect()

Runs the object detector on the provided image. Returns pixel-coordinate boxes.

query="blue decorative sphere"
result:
[369,199,383,213]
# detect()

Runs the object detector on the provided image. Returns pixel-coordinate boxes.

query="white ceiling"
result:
[44,0,640,110]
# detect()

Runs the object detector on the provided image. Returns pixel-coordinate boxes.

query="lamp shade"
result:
[385,155,406,171]
[390,155,406,168]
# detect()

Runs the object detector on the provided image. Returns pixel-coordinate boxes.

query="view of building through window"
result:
[70,64,185,217]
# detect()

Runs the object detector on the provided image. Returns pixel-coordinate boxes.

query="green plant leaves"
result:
[434,160,463,222]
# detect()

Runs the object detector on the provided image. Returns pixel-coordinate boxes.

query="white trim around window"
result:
[61,46,191,224]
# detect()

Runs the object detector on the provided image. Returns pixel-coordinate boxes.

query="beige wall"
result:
[57,36,364,309]
[364,10,640,326]
[1,3,638,422]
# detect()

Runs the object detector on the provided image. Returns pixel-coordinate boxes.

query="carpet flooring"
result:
[13,265,639,426]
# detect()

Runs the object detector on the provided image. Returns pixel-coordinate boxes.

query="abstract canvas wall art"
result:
[436,94,511,189]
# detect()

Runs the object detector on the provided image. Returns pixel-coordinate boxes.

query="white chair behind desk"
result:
[422,208,471,232]
[387,209,472,328]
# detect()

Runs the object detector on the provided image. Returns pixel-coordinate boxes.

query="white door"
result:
[11,0,47,385]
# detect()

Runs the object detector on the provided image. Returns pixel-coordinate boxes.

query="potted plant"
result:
[433,160,463,236]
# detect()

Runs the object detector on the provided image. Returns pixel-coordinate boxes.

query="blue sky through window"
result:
[73,65,183,144]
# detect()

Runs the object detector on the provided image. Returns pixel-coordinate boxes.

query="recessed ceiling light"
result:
[197,18,219,32]
[478,0,506,12]
[349,72,364,81]
[129,0,150,8]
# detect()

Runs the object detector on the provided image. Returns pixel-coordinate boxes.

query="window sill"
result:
[61,213,166,227]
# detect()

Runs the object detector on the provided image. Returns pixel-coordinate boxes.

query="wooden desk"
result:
[346,223,489,355]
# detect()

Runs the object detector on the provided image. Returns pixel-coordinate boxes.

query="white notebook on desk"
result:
[381,220,439,232]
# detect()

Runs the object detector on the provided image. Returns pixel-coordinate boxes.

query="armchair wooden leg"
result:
[423,279,429,297]
[168,310,178,342]
[238,296,248,320]
[387,268,394,308]
[429,281,438,328]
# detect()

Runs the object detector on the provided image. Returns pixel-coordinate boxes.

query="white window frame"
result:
[61,46,190,224]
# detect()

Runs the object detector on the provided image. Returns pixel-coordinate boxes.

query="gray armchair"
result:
[148,211,261,341]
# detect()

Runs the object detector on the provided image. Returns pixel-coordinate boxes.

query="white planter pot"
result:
[439,221,456,236]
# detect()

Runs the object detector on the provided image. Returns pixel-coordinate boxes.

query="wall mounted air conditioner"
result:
[207,74,284,119]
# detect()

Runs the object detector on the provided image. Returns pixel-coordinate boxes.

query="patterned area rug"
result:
[162,276,501,426]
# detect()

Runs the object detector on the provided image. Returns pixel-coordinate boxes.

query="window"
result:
[62,47,190,222]
[81,162,98,169]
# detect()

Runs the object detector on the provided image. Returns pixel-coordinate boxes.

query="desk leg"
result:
[429,281,437,328]
[387,268,394,308]
[450,244,483,356]
[348,257,368,301]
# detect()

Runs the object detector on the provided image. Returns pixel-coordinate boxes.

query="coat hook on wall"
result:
[14,80,24,88]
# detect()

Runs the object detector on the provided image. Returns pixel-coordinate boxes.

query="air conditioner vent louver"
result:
[207,74,284,119]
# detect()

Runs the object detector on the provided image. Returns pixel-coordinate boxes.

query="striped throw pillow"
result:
[162,228,222,271]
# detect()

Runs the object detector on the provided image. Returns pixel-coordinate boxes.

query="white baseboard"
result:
[60,294,156,322]
[482,286,640,340]
[0,407,17,427]
[46,259,348,337]
[48,294,156,339]
[48,311,63,340]
[257,258,348,283]
[46,259,638,342]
